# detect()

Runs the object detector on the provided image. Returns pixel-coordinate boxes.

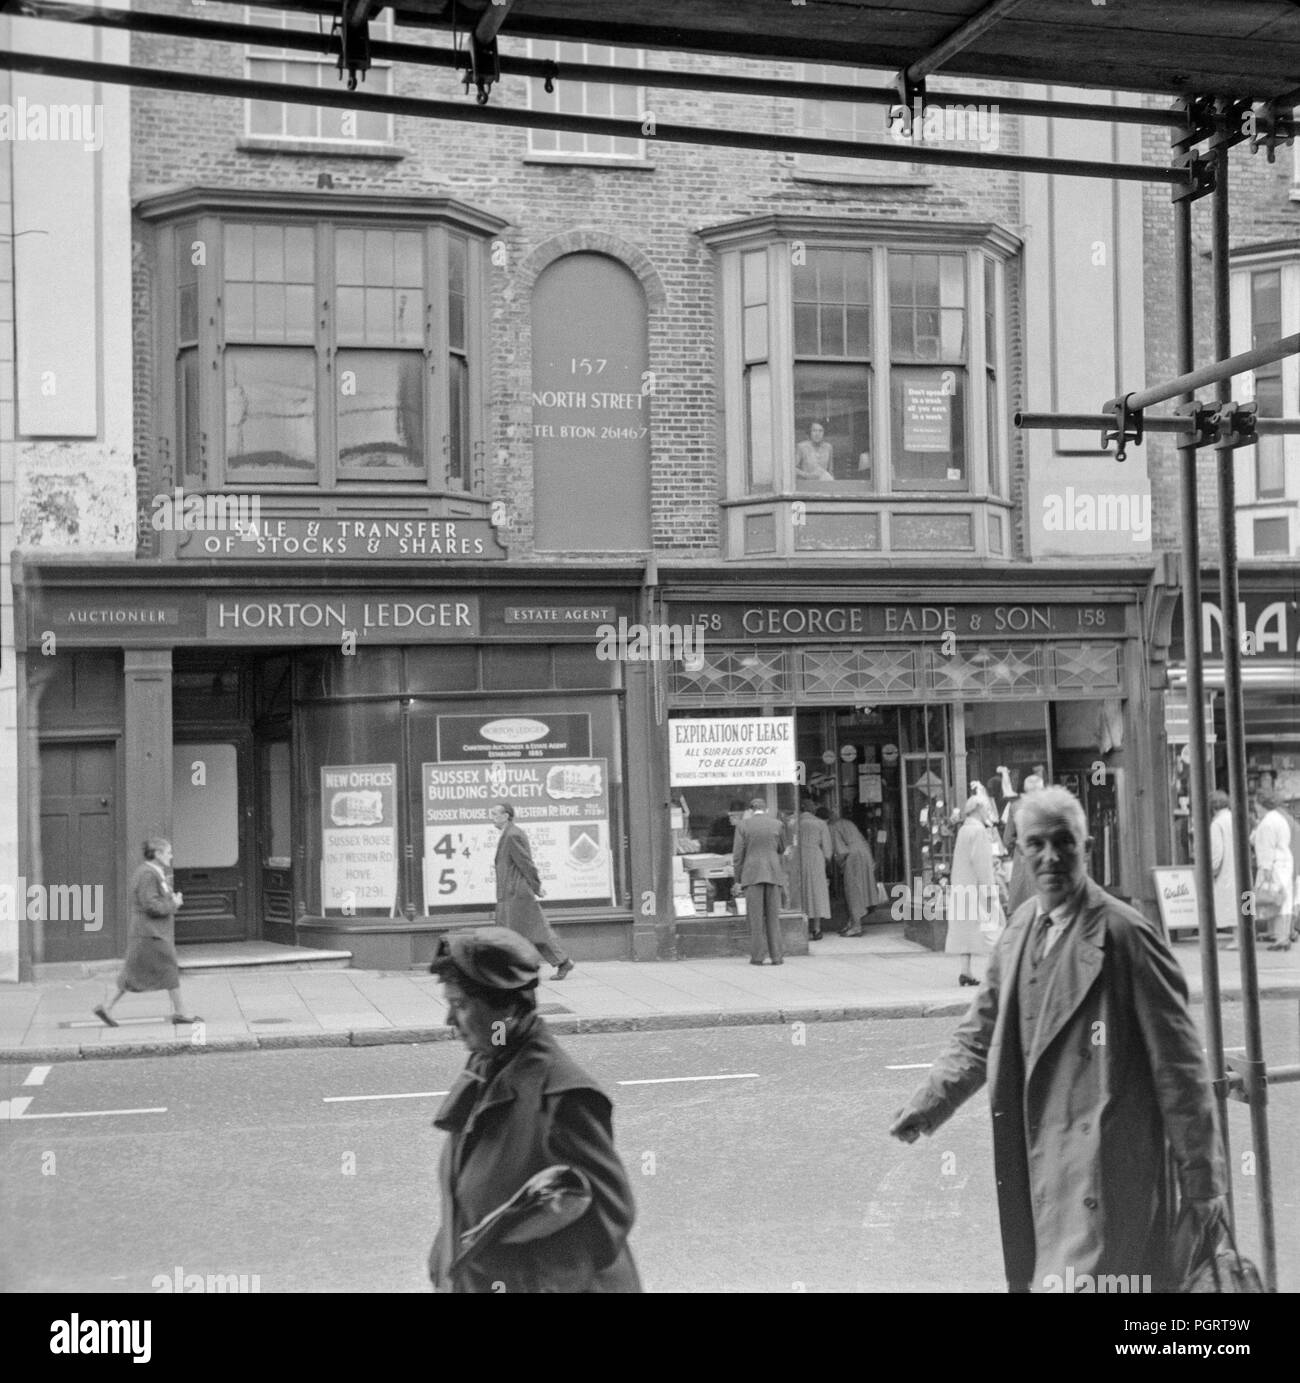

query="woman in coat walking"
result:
[946,797,1005,987]
[1207,790,1241,945]
[93,837,200,1027]
[491,801,573,979]
[795,799,832,940]
[427,927,641,1293]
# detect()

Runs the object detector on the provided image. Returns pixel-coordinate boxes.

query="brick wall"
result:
[129,4,1027,561]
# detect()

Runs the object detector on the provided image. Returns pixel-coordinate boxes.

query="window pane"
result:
[396,232,423,287]
[742,250,767,307]
[845,305,871,357]
[940,255,964,307]
[248,93,284,137]
[336,229,364,284]
[225,283,255,339]
[337,286,366,343]
[890,366,967,488]
[395,288,423,347]
[405,646,479,692]
[819,309,845,357]
[1251,270,1281,340]
[226,348,317,473]
[448,353,468,484]
[482,646,551,690]
[179,349,201,484]
[448,290,466,352]
[336,349,424,471]
[745,363,773,492]
[366,287,395,341]
[179,283,198,344]
[1255,373,1285,496]
[794,303,819,356]
[225,224,254,282]
[365,230,395,286]
[844,252,871,304]
[940,308,966,358]
[793,362,873,489]
[255,282,286,338]
[254,224,284,282]
[286,283,315,341]
[554,645,616,689]
[743,303,768,362]
[1254,517,1289,555]
[286,227,315,282]
[357,108,390,143]
[987,371,999,493]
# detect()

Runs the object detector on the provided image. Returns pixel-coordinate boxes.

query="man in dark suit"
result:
[731,796,789,966]
[890,787,1226,1292]
[490,802,573,981]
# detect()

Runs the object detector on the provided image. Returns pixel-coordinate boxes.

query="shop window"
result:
[554,644,618,689]
[322,647,403,697]
[154,204,492,495]
[405,646,480,693]
[482,646,553,690]
[795,63,916,180]
[245,7,393,145]
[526,42,645,161]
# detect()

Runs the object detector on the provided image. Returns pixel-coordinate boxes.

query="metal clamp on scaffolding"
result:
[1100,394,1143,462]
[1225,1053,1269,1107]
[333,0,372,93]
[1171,399,1217,449]
[1212,400,1258,450]
[1249,99,1295,162]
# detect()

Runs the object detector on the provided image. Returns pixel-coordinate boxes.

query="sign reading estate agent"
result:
[422,758,614,910]
[320,764,398,914]
[669,716,797,786]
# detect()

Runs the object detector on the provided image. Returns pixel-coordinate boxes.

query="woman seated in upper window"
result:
[795,421,834,480]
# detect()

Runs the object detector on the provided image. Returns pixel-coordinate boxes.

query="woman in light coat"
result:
[946,797,1005,987]
[1207,790,1240,943]
[795,800,832,940]
[1252,786,1295,951]
[829,811,878,936]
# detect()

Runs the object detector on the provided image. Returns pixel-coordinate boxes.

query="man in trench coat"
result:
[491,802,573,980]
[890,787,1227,1292]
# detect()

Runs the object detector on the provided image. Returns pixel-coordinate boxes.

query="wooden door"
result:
[39,742,119,962]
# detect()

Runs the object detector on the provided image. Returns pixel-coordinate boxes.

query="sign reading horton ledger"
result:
[422,759,613,910]
[320,765,398,914]
[669,716,797,787]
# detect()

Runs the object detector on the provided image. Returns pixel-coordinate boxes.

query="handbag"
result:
[1254,867,1285,918]
[1171,1206,1265,1294]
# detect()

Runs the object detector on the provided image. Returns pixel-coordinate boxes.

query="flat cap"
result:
[429,926,542,990]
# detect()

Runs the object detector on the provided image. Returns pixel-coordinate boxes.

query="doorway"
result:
[38,741,119,962]
[171,737,255,942]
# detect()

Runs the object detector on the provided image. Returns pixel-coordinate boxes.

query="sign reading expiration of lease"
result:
[669,716,796,786]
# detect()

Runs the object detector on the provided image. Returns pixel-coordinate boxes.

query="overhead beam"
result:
[9,0,1185,127]
[905,0,1034,87]
[474,0,515,45]
[0,47,1184,184]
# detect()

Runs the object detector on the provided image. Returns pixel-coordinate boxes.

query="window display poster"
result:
[1151,866,1200,939]
[436,712,591,761]
[320,764,398,913]
[422,758,613,910]
[902,380,951,452]
[669,716,796,786]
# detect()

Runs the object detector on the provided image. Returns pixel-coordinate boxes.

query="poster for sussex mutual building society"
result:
[422,758,614,908]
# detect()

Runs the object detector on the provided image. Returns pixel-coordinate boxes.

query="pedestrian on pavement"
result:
[946,796,1004,987]
[1207,789,1241,946]
[1002,772,1044,917]
[427,927,641,1294]
[93,837,200,1027]
[889,786,1226,1293]
[780,808,802,913]
[795,798,832,941]
[828,811,878,936]
[490,801,573,980]
[731,796,788,965]
[1251,786,1295,952]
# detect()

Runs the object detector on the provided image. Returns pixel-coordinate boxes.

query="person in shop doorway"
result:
[795,799,832,941]
[890,787,1227,1293]
[707,799,749,914]
[731,797,789,966]
[1252,785,1295,952]
[1003,773,1044,917]
[94,837,200,1027]
[946,796,1005,986]
[828,810,878,937]
[1208,790,1242,948]
[490,802,574,980]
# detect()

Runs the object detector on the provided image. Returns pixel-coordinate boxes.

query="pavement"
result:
[2,926,1297,1063]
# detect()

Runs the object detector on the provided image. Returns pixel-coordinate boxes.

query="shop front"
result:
[1162,564,1300,867]
[14,559,656,976]
[657,568,1161,949]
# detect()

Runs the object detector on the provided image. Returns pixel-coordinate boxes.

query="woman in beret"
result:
[427,927,641,1293]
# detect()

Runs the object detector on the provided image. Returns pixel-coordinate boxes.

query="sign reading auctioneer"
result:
[669,716,796,787]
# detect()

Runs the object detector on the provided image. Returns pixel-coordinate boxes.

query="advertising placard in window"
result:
[902,379,951,452]
[320,764,398,913]
[422,758,613,910]
[669,716,796,786]
[436,713,592,761]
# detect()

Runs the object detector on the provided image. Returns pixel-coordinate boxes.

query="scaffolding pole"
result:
[1209,104,1279,1294]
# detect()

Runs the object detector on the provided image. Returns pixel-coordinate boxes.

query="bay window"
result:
[144,193,502,496]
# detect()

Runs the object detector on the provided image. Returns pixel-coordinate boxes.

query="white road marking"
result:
[617,1073,759,1086]
[1,1096,33,1120]
[23,1066,52,1086]
[3,1102,167,1120]
[323,1090,450,1103]
[886,1063,934,1070]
